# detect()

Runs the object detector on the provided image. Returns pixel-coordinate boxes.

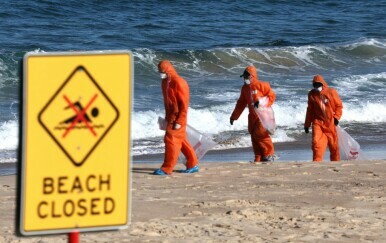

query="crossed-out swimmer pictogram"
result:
[38,65,120,166]
[62,94,98,138]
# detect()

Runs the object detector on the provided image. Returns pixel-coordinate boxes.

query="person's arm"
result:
[304,92,314,128]
[261,82,276,107]
[161,80,168,115]
[175,80,189,127]
[230,87,247,121]
[332,88,343,120]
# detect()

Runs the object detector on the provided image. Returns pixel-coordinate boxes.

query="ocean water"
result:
[1,1,386,169]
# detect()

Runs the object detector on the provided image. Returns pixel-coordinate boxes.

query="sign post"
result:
[69,231,79,243]
[19,51,132,236]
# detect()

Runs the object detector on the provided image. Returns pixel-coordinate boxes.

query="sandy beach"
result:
[1,160,386,242]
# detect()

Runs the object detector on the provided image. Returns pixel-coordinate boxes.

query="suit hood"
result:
[245,65,258,81]
[158,60,178,77]
[313,75,328,88]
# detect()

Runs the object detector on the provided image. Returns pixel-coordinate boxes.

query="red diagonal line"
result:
[62,94,98,138]
[62,94,98,137]
[74,94,98,136]
[62,96,82,138]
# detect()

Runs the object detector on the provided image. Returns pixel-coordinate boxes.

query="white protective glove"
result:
[173,123,181,130]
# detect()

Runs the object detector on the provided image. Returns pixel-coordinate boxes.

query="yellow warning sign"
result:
[20,51,132,235]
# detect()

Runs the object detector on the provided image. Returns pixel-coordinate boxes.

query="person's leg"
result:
[259,136,274,159]
[312,125,327,162]
[160,128,184,174]
[253,120,274,160]
[327,131,340,161]
[251,134,262,162]
[181,138,198,169]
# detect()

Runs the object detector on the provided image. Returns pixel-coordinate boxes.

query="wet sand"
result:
[132,140,386,164]
[1,160,386,242]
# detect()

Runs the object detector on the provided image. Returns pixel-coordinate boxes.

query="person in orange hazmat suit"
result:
[230,65,276,162]
[304,74,343,162]
[153,60,199,175]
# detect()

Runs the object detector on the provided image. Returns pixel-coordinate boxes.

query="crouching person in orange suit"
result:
[230,65,276,162]
[154,60,199,175]
[304,75,343,162]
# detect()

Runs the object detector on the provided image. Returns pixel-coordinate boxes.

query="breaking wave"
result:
[133,38,386,79]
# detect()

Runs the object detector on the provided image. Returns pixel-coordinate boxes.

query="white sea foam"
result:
[342,102,386,123]
[343,38,386,50]
[131,109,164,140]
[0,99,381,157]
[132,143,165,156]
[132,98,386,141]
[0,157,17,163]
[132,38,386,79]
[284,46,319,67]
[0,120,18,150]
[132,48,158,70]
[131,98,386,156]
[204,91,240,102]
[332,72,386,101]
[333,72,386,89]
[273,102,307,128]
[29,48,45,53]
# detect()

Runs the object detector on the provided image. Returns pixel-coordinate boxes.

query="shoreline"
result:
[131,140,386,163]
[1,141,385,176]
[1,160,385,242]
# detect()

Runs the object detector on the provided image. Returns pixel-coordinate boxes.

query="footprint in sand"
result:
[328,167,340,173]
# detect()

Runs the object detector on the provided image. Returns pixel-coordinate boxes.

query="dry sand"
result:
[1,160,386,242]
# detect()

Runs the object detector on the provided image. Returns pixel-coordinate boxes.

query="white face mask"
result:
[244,78,251,85]
[315,87,322,92]
[160,73,167,79]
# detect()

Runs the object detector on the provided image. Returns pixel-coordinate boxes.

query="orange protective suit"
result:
[305,75,343,162]
[158,60,198,174]
[230,66,276,162]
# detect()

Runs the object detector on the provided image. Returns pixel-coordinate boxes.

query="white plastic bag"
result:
[254,96,276,135]
[158,116,167,130]
[336,126,366,160]
[184,124,217,161]
[158,117,217,161]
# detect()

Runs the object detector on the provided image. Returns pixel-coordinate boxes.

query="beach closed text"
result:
[37,174,115,219]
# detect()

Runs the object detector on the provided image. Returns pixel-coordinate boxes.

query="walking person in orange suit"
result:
[154,60,199,175]
[304,75,343,162]
[230,65,276,162]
